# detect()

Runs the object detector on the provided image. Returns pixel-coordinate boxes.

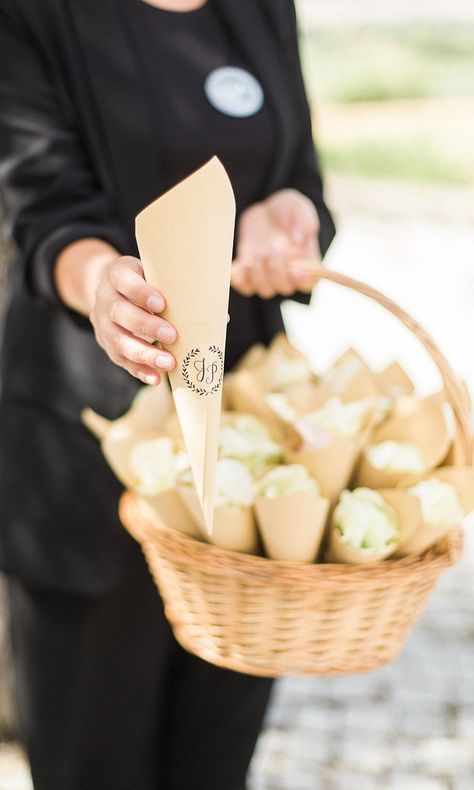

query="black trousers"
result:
[7,558,273,790]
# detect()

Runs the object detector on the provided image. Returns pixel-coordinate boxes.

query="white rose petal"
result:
[215,459,255,509]
[272,353,312,390]
[129,437,187,495]
[334,487,399,553]
[366,440,425,473]
[299,396,372,438]
[257,464,320,499]
[407,478,463,526]
[265,393,296,423]
[219,415,283,474]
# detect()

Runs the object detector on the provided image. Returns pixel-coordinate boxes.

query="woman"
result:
[0,0,335,788]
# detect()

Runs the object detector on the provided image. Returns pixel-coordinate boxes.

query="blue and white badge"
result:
[204,66,264,118]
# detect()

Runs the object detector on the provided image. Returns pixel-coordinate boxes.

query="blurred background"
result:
[1,0,473,787]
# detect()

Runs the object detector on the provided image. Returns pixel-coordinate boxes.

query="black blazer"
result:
[0,0,335,592]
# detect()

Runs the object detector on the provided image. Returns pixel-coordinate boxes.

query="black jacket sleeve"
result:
[0,1,128,306]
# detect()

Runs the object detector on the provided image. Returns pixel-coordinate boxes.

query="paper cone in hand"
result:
[327,489,421,564]
[394,466,474,556]
[178,486,259,554]
[136,158,236,534]
[355,399,452,489]
[255,490,329,562]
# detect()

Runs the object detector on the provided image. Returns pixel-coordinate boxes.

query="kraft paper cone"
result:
[327,489,421,564]
[142,487,202,539]
[82,382,172,442]
[255,490,329,562]
[324,348,374,393]
[234,343,267,372]
[82,383,174,489]
[178,486,259,554]
[224,370,301,446]
[285,434,366,505]
[136,158,235,534]
[394,466,474,556]
[376,362,414,399]
[355,399,452,489]
[398,466,474,516]
[252,333,314,393]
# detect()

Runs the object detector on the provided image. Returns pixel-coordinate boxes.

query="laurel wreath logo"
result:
[182,345,224,396]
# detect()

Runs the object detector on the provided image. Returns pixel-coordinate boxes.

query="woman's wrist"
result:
[54,238,120,317]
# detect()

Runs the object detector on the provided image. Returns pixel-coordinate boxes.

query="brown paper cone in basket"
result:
[255,490,330,562]
[392,466,474,556]
[119,264,471,678]
[354,399,453,490]
[178,486,259,555]
[327,489,421,564]
[224,369,301,446]
[376,362,415,399]
[285,409,377,504]
[82,384,202,539]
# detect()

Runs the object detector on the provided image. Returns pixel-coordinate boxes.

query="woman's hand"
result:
[89,256,177,385]
[231,189,321,299]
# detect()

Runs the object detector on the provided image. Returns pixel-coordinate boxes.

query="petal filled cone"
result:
[255,490,330,562]
[141,488,202,539]
[178,486,259,554]
[355,399,452,489]
[81,384,173,490]
[326,488,421,564]
[285,418,375,505]
[224,369,300,445]
[394,466,474,556]
[375,361,415,399]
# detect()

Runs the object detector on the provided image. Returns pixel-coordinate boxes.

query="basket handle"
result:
[300,264,472,466]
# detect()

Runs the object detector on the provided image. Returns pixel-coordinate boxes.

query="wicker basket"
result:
[119,266,472,677]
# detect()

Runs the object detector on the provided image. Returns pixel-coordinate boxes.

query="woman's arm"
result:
[0,4,177,385]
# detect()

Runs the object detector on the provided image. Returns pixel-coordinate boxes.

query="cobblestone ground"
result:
[1,177,473,790]
[248,525,474,790]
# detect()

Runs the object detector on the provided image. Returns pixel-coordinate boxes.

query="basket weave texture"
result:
[120,493,462,676]
[119,265,472,677]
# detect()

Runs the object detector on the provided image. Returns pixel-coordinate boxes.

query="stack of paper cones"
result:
[255,490,330,562]
[327,489,421,564]
[136,157,235,534]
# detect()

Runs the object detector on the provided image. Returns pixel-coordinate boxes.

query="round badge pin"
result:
[204,66,264,118]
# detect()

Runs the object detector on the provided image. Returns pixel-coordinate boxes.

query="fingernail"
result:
[145,374,159,385]
[147,294,165,313]
[155,354,173,370]
[156,325,177,343]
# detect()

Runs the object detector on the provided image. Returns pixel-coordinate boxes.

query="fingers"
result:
[108,296,178,345]
[232,255,300,299]
[108,256,166,313]
[115,331,175,373]
[90,255,180,384]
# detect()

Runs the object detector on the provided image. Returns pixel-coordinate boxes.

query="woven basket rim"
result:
[120,491,461,584]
